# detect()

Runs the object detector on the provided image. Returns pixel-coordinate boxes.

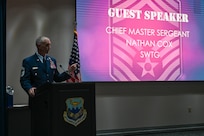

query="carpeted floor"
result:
[97,127,204,136]
[135,130,204,136]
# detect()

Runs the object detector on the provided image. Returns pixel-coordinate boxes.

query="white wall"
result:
[95,82,204,130]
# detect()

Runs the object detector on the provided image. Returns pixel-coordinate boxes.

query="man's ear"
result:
[36,44,40,48]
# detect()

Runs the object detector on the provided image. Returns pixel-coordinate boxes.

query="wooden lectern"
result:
[30,82,96,136]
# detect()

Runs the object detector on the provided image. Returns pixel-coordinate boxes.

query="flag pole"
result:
[73,20,77,36]
[67,20,81,83]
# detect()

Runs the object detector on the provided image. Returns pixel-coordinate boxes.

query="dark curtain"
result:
[0,0,7,136]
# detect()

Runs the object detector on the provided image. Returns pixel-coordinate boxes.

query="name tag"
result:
[32,67,38,70]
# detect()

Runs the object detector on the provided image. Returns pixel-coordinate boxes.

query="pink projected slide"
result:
[77,0,204,81]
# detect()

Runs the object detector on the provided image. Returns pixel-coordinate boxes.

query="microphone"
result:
[59,64,65,71]
[59,64,71,75]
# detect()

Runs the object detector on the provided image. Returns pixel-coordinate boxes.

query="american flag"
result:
[67,30,81,82]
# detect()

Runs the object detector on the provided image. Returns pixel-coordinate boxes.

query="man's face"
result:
[38,38,51,55]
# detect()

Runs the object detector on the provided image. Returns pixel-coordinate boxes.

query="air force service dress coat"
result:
[20,53,70,93]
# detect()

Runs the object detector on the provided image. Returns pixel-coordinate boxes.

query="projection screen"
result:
[77,0,204,81]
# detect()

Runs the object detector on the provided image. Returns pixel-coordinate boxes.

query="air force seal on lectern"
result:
[63,97,87,127]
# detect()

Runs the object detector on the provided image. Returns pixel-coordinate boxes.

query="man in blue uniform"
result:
[20,36,76,97]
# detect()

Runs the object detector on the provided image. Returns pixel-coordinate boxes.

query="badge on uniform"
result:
[49,58,56,69]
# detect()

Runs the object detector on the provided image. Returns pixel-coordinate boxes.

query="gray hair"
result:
[35,36,49,46]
